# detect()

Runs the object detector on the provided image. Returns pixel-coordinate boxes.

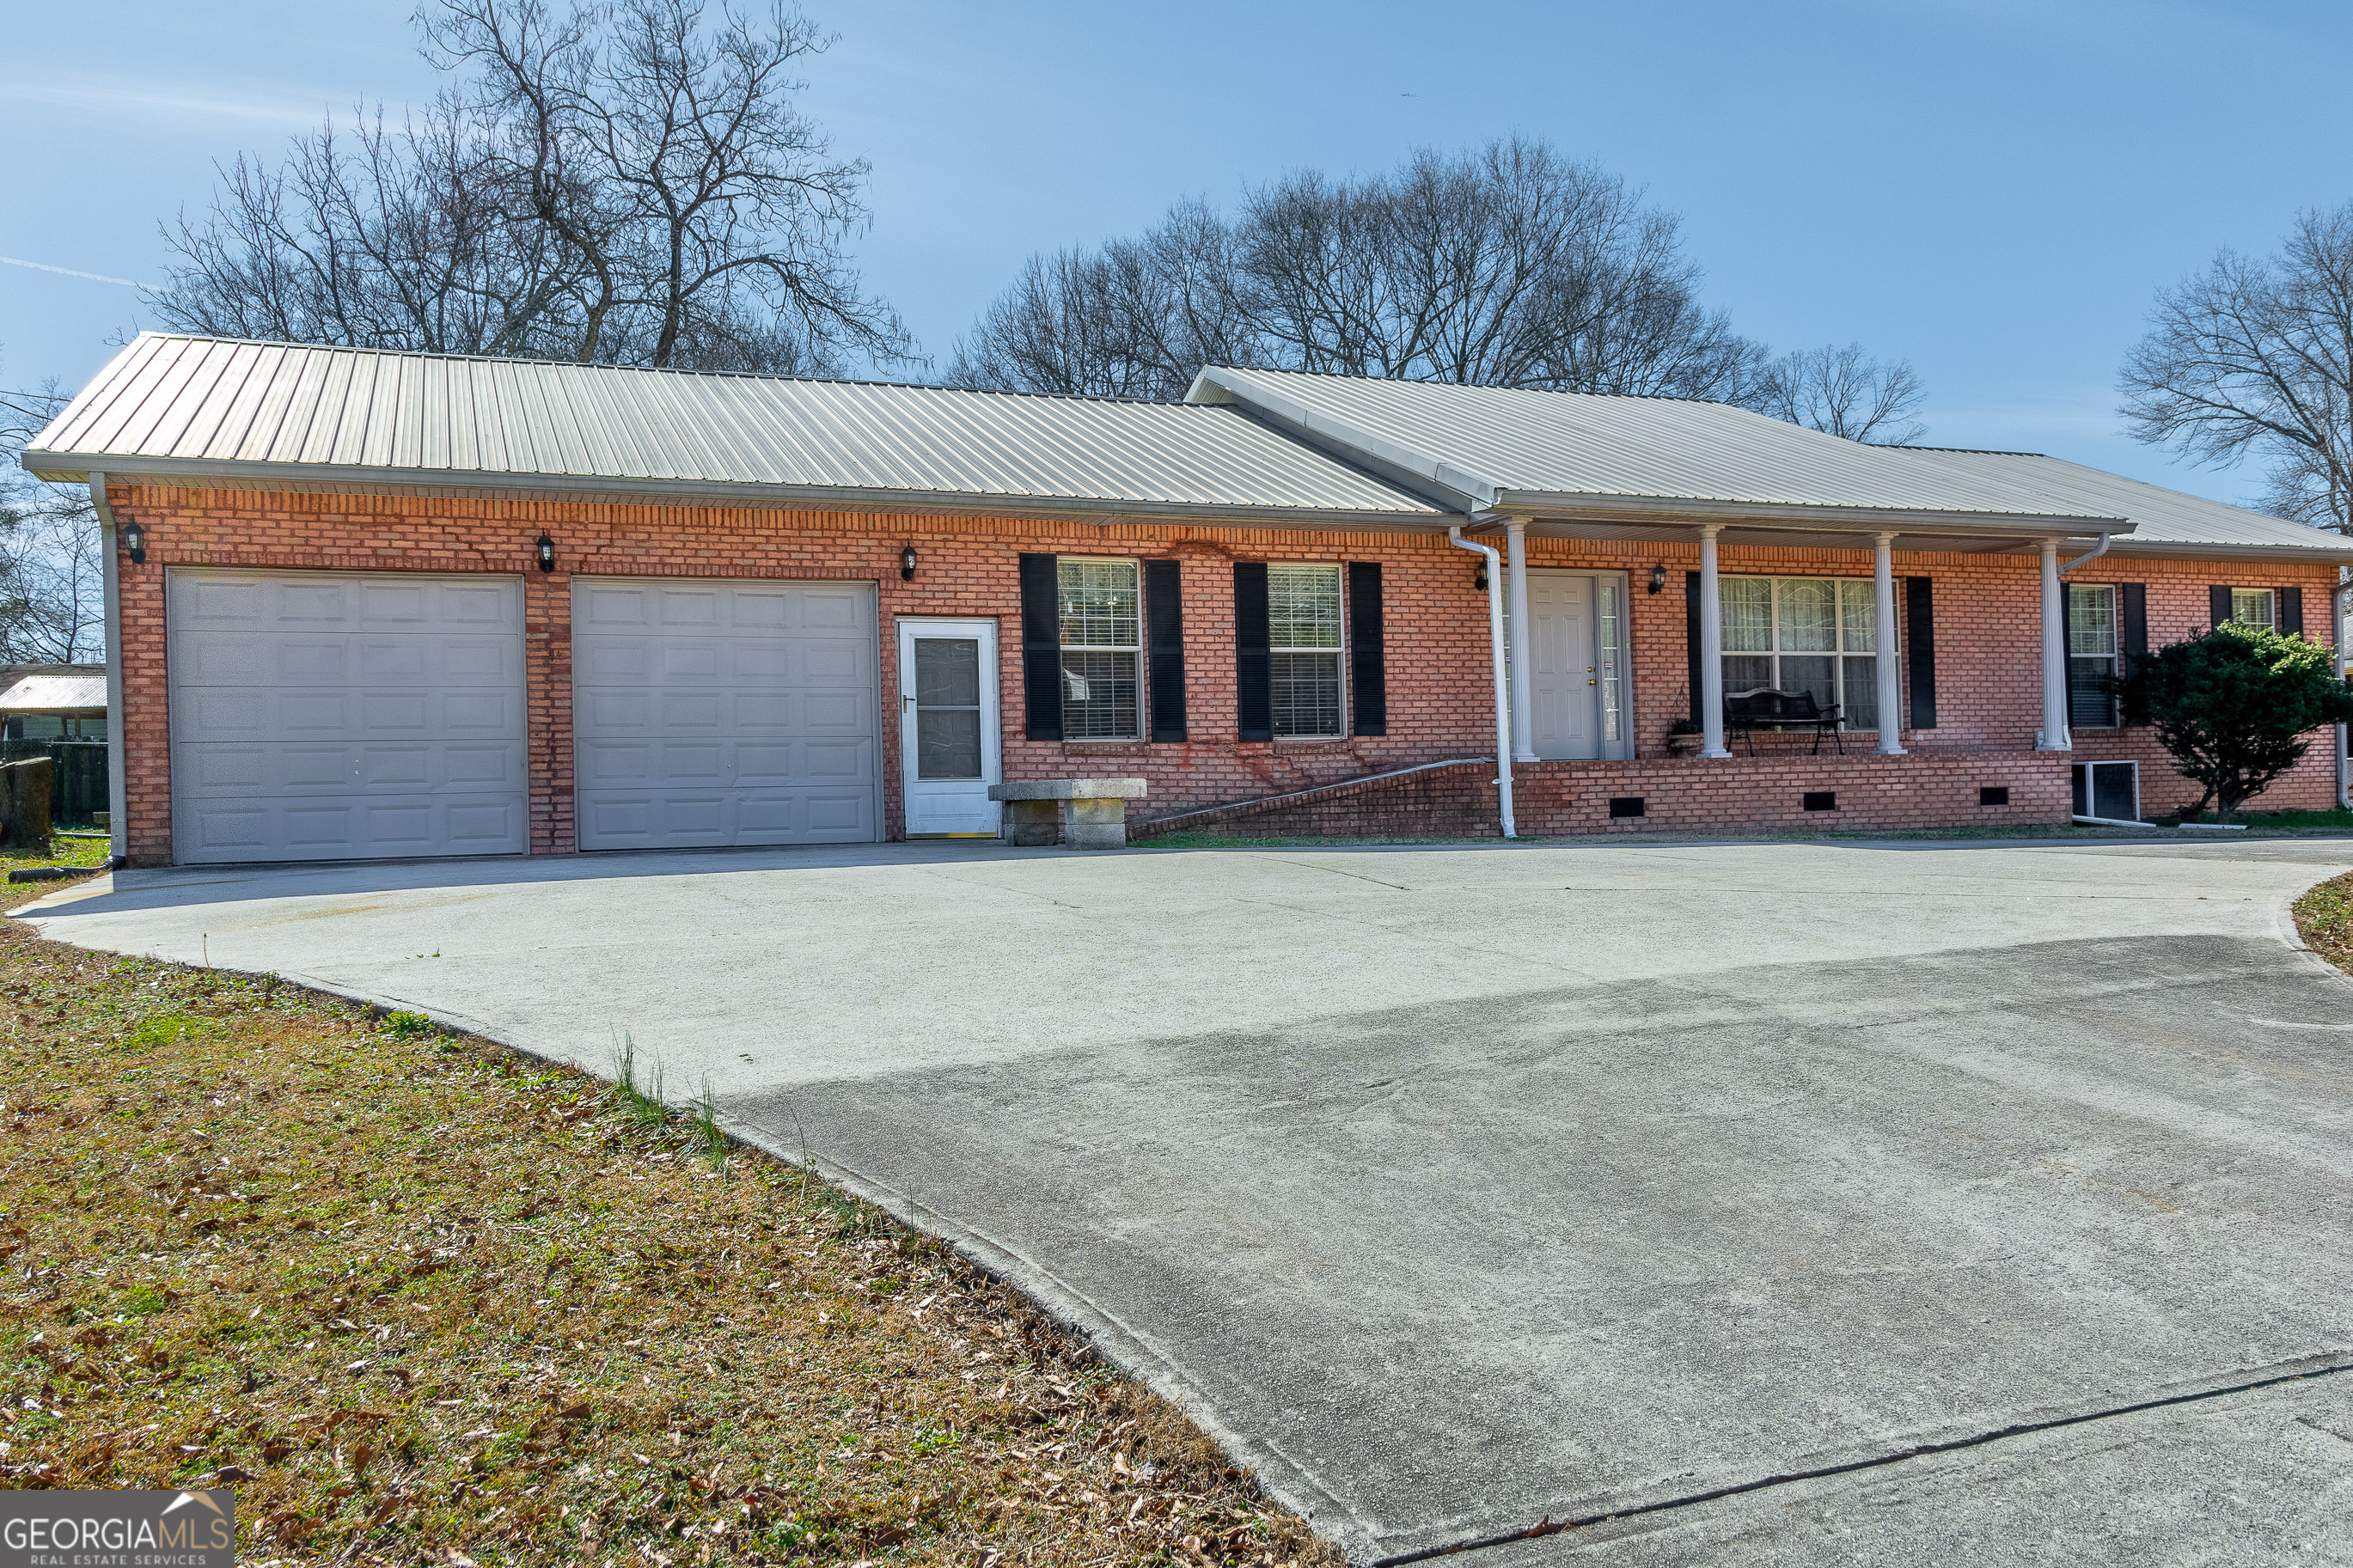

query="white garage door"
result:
[571,577,878,851]
[168,569,528,863]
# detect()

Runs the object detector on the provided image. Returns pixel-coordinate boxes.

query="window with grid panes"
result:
[1057,558,1140,740]
[1719,577,1890,730]
[2230,588,2277,630]
[2068,583,2119,729]
[1269,564,1343,737]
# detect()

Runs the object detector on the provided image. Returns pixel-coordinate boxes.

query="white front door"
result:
[897,619,1001,837]
[1530,571,1602,760]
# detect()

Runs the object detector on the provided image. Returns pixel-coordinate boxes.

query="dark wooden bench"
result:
[1724,687,1844,755]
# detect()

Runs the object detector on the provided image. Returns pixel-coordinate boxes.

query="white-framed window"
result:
[1057,557,1140,740]
[1720,576,1891,730]
[1269,563,1343,738]
[2068,583,2119,729]
[2230,588,2277,630]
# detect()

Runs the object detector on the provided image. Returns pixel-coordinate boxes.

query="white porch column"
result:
[1506,519,1536,761]
[1873,531,1906,756]
[1698,525,1731,758]
[2037,536,2071,751]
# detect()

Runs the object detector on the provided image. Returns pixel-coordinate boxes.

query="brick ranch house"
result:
[22,333,2353,868]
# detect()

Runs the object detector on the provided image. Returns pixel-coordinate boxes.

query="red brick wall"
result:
[104,484,2343,863]
[1133,753,2073,839]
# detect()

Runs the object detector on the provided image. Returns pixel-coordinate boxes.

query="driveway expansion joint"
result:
[1365,1351,2353,1567]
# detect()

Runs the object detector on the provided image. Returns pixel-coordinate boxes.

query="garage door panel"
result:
[572,577,878,851]
[169,569,528,863]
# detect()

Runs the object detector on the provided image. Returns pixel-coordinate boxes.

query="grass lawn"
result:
[0,870,1331,1568]
[2295,870,2353,976]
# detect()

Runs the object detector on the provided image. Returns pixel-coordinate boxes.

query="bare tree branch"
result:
[2120,204,2353,533]
[950,136,1810,408]
[1752,343,1927,445]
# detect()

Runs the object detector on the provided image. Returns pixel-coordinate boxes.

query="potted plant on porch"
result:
[1666,717,1704,758]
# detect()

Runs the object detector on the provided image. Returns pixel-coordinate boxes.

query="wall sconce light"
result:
[535,534,555,573]
[900,544,918,581]
[122,520,146,565]
[1472,561,1488,592]
[1647,563,1666,595]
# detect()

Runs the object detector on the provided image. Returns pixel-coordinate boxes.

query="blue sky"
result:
[3,0,2345,507]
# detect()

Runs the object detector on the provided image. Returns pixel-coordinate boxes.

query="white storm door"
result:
[897,619,1001,837]
[1530,571,1602,760]
[572,577,879,850]
[166,568,528,864]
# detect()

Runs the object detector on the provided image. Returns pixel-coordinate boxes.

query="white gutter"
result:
[2057,535,2112,574]
[89,472,126,866]
[1447,524,1517,839]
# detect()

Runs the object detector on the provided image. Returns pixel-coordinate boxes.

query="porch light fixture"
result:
[122,520,146,565]
[1472,560,1488,592]
[535,534,555,573]
[1647,563,1666,595]
[900,544,918,581]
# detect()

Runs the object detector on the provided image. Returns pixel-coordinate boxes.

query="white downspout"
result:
[1449,525,1517,839]
[89,472,127,867]
[2338,564,2350,811]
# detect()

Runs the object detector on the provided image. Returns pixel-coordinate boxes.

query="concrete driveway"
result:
[19,836,2353,1564]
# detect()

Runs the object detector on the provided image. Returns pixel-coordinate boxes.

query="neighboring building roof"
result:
[1187,365,2124,534]
[0,674,107,714]
[1905,448,2353,561]
[21,334,1445,526]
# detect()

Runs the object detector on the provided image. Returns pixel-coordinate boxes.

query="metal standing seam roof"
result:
[0,674,107,713]
[21,334,1447,523]
[1187,365,2127,531]
[1903,448,2353,560]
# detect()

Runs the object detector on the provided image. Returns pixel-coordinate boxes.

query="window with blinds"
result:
[2068,583,2119,729]
[1268,564,1343,738]
[1057,558,1140,740]
[2231,588,2277,630]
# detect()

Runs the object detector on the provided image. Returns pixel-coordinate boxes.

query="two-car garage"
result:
[164,569,880,864]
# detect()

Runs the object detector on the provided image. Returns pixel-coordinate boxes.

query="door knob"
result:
[900,694,914,711]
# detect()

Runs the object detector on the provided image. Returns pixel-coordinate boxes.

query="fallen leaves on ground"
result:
[2295,869,2353,974]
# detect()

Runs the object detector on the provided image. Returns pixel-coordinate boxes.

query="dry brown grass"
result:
[2295,869,2353,976]
[0,873,1337,1568]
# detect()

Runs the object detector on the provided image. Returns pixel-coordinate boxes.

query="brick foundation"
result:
[104,483,2344,864]
[1134,751,2077,839]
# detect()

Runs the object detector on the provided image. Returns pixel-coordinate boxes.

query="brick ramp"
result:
[1129,760,1499,840]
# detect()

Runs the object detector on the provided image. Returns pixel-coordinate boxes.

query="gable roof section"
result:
[1188,365,2124,534]
[1904,448,2353,561]
[22,335,1445,525]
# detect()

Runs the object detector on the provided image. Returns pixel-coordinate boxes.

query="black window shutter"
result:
[1234,562,1271,742]
[2283,584,2305,636]
[1684,570,1703,725]
[2209,584,2233,631]
[1905,577,1937,730]
[1348,561,1386,735]
[1145,559,1187,742]
[2119,583,2149,725]
[1018,552,1062,741]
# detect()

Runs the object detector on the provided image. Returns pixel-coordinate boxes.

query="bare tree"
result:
[945,200,1252,400]
[1752,343,1927,445]
[422,0,910,372]
[2120,202,2353,533]
[950,137,1783,405]
[0,375,104,665]
[151,0,910,376]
